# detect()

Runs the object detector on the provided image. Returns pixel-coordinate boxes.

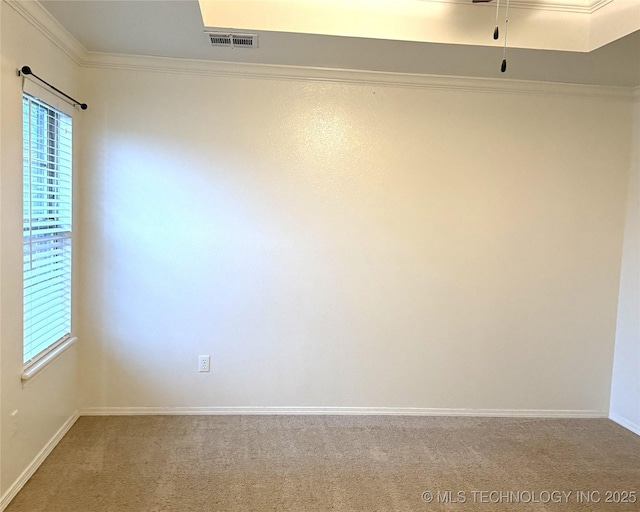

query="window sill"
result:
[21,336,77,382]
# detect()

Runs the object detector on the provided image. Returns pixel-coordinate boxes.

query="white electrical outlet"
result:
[198,355,210,372]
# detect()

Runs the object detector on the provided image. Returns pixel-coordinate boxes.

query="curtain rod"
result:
[18,66,87,110]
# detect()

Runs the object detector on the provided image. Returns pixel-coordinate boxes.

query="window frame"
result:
[22,89,74,371]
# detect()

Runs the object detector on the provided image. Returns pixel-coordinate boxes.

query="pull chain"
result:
[501,0,510,72]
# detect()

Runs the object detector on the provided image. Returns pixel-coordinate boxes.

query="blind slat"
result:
[23,92,73,365]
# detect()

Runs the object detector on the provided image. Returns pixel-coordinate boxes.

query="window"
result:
[23,93,73,365]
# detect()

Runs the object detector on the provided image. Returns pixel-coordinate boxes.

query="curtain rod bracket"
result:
[18,65,88,110]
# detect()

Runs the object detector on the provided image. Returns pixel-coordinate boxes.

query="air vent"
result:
[206,31,258,49]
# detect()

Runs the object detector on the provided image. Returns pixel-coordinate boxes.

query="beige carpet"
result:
[5,415,640,511]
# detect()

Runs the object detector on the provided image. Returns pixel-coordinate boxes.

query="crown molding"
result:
[84,51,636,101]
[435,0,612,14]
[8,0,635,100]
[4,0,87,65]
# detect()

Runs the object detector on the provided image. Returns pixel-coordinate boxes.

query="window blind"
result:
[23,93,73,365]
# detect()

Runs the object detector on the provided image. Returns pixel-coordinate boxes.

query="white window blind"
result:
[23,93,73,365]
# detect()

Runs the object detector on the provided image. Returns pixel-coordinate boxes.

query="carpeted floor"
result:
[5,415,640,511]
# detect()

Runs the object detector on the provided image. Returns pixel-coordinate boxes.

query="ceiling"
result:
[39,0,640,87]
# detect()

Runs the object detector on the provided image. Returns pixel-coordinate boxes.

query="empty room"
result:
[0,0,639,510]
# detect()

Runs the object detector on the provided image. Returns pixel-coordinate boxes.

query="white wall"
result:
[78,64,631,414]
[610,97,640,434]
[0,1,80,501]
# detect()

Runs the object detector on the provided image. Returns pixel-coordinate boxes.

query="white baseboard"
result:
[0,411,80,512]
[609,413,640,436]
[79,406,608,418]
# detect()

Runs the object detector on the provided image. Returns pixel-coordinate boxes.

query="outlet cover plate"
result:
[198,355,210,372]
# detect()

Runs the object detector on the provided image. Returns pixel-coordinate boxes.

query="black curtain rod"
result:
[19,66,87,110]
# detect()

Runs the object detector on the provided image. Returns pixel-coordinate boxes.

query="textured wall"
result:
[0,1,80,498]
[610,99,640,433]
[78,66,631,414]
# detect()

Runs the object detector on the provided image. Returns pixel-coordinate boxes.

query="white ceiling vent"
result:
[206,31,258,49]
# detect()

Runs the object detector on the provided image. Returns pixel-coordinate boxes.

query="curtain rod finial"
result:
[21,66,32,76]
[80,104,88,110]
